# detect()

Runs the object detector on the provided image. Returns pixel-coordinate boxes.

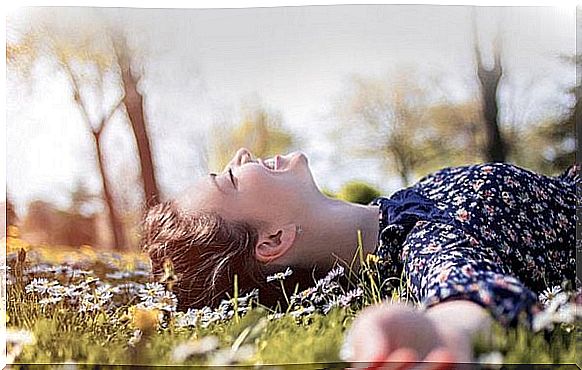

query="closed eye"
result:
[228,168,237,189]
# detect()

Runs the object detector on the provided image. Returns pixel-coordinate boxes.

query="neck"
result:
[294,195,381,271]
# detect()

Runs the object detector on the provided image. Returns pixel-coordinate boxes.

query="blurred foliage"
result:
[333,64,577,185]
[337,180,382,205]
[208,106,296,172]
[332,71,484,187]
[507,116,575,176]
[506,60,578,176]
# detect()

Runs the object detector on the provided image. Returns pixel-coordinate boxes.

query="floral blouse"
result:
[369,162,578,329]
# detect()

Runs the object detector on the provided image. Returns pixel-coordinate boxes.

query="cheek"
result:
[238,171,295,203]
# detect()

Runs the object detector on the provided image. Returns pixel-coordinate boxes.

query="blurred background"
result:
[5,5,577,250]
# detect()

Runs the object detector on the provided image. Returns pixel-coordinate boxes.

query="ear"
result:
[255,223,299,263]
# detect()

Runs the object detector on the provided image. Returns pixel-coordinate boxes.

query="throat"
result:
[314,198,381,270]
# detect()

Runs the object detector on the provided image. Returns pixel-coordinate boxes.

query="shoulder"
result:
[412,162,532,188]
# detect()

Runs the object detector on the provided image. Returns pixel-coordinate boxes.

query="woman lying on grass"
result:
[140,147,577,367]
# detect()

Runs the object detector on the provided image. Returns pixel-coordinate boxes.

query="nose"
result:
[225,148,253,170]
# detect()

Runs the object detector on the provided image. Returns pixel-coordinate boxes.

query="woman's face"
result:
[175,148,323,225]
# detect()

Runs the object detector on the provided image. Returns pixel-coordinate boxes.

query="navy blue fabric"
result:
[376,188,460,227]
[369,162,578,329]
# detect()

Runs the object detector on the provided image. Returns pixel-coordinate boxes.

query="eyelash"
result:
[210,168,237,189]
[228,168,237,188]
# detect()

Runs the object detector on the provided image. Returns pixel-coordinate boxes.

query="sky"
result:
[6,5,576,216]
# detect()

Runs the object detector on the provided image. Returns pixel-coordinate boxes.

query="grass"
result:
[4,226,581,368]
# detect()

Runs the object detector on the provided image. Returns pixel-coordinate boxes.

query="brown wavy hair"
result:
[140,200,318,310]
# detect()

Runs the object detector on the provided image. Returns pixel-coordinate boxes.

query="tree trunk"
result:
[93,131,127,250]
[473,12,507,163]
[477,60,507,162]
[121,67,160,208]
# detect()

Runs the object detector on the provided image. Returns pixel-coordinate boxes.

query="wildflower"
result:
[82,276,100,286]
[79,294,103,313]
[138,282,166,303]
[6,329,35,345]
[200,310,223,328]
[6,329,35,363]
[171,336,219,363]
[105,271,132,280]
[96,284,114,298]
[47,284,68,298]
[266,267,293,282]
[339,287,364,306]
[51,265,72,275]
[136,300,157,310]
[555,303,577,324]
[289,304,315,318]
[532,301,581,332]
[39,296,63,306]
[65,283,89,299]
[323,297,342,314]
[174,309,200,328]
[321,281,342,295]
[128,329,142,347]
[267,312,285,321]
[238,288,259,305]
[325,265,345,281]
[539,286,563,307]
[117,282,144,296]
[310,288,328,304]
[290,286,316,304]
[314,265,345,289]
[546,292,570,313]
[155,291,178,312]
[25,278,58,295]
[69,269,93,278]
[24,263,53,275]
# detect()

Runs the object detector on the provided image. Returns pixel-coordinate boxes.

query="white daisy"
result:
[138,282,166,303]
[25,278,58,295]
[266,267,293,282]
[538,286,563,307]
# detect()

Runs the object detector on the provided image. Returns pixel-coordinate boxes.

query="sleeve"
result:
[400,220,541,329]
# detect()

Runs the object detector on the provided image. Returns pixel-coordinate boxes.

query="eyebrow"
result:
[209,174,221,191]
[209,173,227,194]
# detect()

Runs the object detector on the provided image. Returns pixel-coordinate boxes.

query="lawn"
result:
[4,226,580,368]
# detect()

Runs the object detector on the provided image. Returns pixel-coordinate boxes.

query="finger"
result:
[413,348,457,370]
[378,347,419,370]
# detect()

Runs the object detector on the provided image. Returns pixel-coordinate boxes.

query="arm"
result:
[343,221,541,366]
[401,221,540,329]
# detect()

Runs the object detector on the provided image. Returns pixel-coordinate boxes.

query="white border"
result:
[4,0,581,9]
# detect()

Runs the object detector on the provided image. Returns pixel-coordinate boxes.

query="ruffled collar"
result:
[369,187,458,284]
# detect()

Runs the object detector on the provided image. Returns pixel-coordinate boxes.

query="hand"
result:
[343,302,472,370]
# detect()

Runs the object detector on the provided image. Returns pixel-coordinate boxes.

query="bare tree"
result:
[472,12,508,162]
[8,19,163,248]
[8,23,128,250]
[63,60,128,250]
[113,37,160,208]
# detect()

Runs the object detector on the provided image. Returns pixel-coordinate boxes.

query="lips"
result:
[260,154,294,172]
[238,149,304,172]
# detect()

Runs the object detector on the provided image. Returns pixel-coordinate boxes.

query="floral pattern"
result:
[369,162,578,329]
